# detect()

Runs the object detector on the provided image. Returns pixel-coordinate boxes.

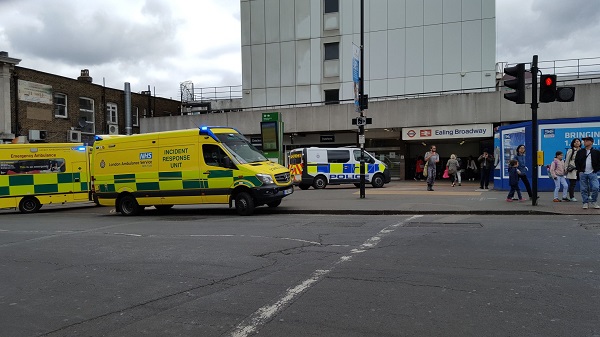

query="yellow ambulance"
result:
[0,143,92,213]
[92,126,293,216]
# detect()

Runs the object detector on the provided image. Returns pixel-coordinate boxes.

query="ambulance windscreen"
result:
[216,133,268,164]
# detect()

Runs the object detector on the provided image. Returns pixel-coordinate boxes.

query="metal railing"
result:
[180,83,242,102]
[498,56,600,78]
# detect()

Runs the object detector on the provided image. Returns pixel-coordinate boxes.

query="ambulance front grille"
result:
[274,172,290,183]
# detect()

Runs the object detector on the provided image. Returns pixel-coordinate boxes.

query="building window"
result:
[324,89,339,105]
[324,0,339,13]
[106,103,118,124]
[133,107,139,126]
[324,42,339,60]
[78,97,95,134]
[54,93,67,118]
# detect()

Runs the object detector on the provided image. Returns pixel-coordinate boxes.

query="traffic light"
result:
[539,74,557,103]
[504,63,526,104]
[555,87,575,102]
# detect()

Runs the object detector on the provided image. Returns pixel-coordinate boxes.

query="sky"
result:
[1,0,600,100]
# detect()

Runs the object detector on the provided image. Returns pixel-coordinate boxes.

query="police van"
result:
[288,147,391,189]
[0,143,93,213]
[92,126,293,216]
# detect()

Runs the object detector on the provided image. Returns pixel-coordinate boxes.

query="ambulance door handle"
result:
[203,171,210,174]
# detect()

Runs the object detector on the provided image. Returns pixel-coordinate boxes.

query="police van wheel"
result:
[371,174,385,188]
[313,176,327,189]
[298,184,310,190]
[267,199,281,208]
[235,192,255,216]
[19,197,41,214]
[118,195,141,216]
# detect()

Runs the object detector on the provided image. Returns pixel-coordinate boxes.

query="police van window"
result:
[327,150,350,163]
[353,150,375,164]
[202,144,229,168]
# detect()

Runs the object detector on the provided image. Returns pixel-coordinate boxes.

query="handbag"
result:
[423,162,429,177]
[567,164,576,172]
[443,168,450,179]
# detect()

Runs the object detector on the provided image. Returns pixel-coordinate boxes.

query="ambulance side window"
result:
[327,150,350,163]
[202,144,229,168]
[353,150,374,164]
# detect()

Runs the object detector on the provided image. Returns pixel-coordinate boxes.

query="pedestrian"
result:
[424,145,440,191]
[506,159,524,202]
[549,151,569,202]
[414,155,425,181]
[565,138,581,202]
[478,149,494,189]
[446,154,459,187]
[466,156,477,181]
[574,136,600,209]
[456,156,463,186]
[513,145,534,200]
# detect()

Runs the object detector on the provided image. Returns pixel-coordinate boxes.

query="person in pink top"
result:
[549,150,569,202]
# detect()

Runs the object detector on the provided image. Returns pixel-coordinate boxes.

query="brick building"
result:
[0,51,181,144]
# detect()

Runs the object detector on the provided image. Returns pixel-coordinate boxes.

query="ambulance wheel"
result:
[19,197,41,214]
[313,176,327,189]
[298,184,310,190]
[371,174,385,188]
[235,192,255,216]
[118,194,142,216]
[266,199,281,208]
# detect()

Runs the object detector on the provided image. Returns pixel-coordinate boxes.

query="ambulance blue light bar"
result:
[74,146,87,152]
[199,126,219,142]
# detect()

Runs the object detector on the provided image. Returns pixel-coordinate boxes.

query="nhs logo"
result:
[139,152,153,160]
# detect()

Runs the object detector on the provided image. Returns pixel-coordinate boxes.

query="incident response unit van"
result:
[92,126,293,216]
[0,143,93,213]
[288,147,391,189]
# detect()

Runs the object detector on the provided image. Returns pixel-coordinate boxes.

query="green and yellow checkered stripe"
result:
[0,173,88,197]
[95,170,263,195]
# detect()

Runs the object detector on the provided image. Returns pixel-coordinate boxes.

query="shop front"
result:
[401,123,495,181]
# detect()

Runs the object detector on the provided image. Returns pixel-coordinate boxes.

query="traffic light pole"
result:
[531,55,539,206]
[359,0,365,199]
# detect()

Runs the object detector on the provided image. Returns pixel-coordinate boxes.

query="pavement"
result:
[278,179,600,215]
[3,179,599,216]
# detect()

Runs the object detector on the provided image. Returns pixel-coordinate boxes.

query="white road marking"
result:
[229,215,423,337]
[113,233,142,237]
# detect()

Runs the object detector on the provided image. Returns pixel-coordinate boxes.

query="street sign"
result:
[352,117,372,126]
[359,134,365,144]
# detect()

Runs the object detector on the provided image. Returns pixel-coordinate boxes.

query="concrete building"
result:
[240,0,496,108]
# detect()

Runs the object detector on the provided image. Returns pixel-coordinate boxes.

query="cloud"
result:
[497,0,600,63]
[0,0,241,99]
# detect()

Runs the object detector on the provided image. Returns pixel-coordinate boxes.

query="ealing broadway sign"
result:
[401,123,493,140]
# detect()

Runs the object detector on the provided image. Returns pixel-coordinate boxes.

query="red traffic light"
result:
[539,74,557,103]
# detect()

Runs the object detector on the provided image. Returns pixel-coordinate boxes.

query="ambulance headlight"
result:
[256,174,274,184]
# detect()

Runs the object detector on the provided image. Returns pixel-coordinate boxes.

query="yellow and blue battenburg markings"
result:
[307,163,380,175]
